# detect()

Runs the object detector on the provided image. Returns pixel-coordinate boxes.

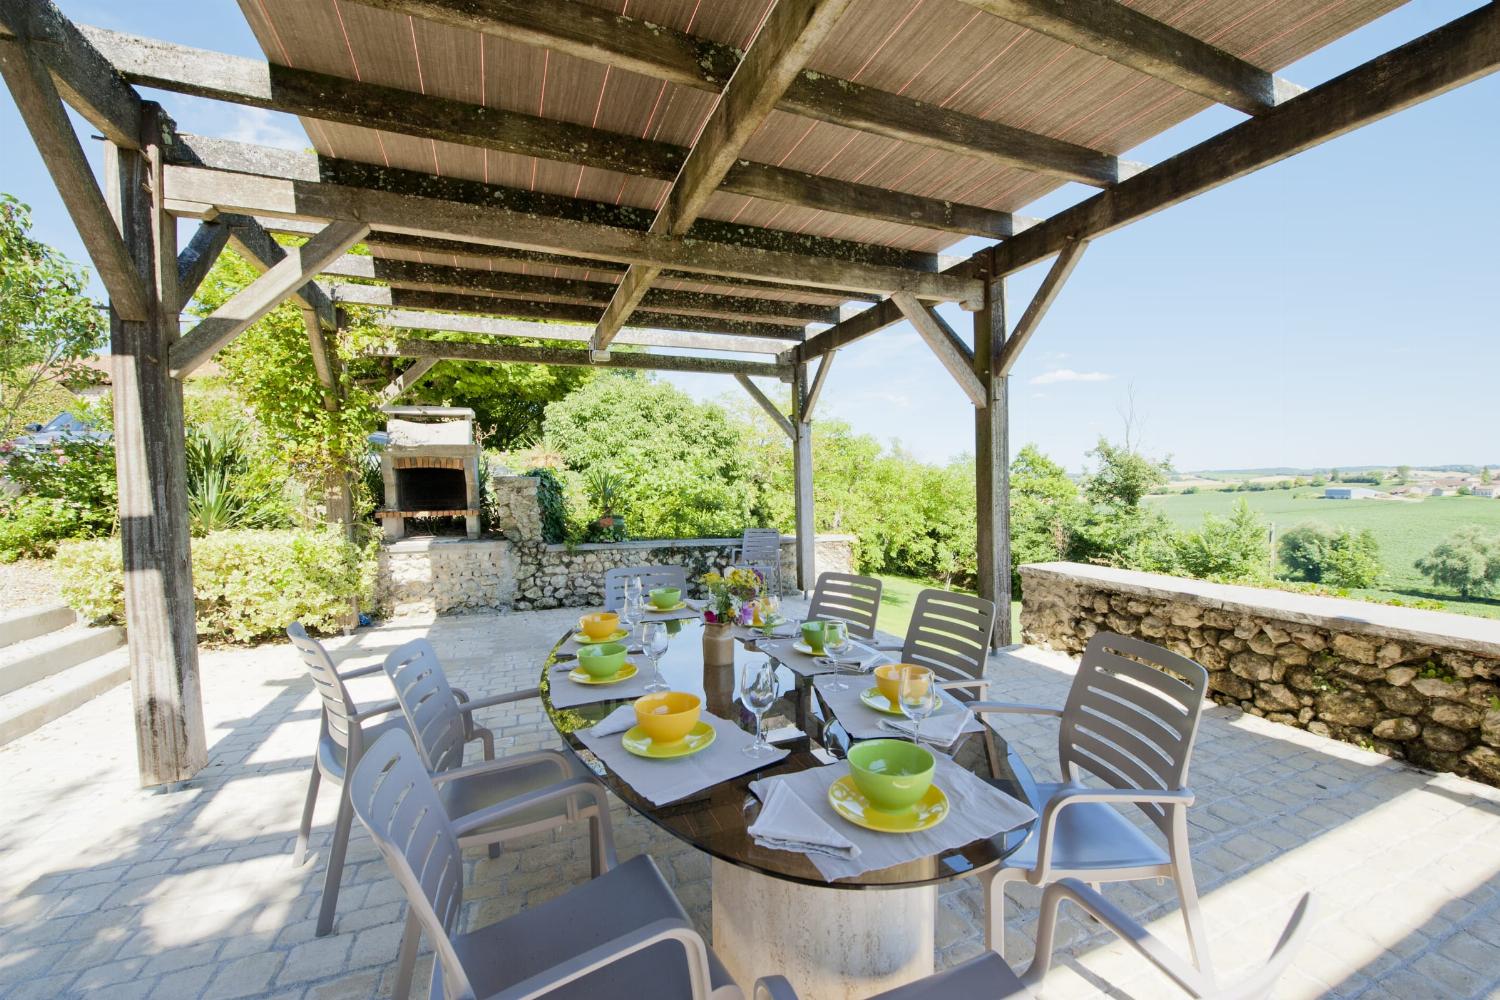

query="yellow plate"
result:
[621,721,717,759]
[572,628,630,645]
[792,640,826,656]
[858,686,906,716]
[567,662,639,686]
[641,601,688,612]
[827,774,949,833]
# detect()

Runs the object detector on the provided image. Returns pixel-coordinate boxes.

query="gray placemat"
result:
[546,661,662,709]
[749,758,1036,881]
[577,714,789,806]
[629,606,701,623]
[755,637,890,678]
[813,674,982,741]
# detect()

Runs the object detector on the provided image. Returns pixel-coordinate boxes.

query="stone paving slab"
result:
[0,608,1498,998]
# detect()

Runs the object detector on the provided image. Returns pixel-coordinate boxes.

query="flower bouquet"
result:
[700,566,763,625]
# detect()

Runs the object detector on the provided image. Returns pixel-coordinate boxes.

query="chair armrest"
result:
[454,687,542,713]
[492,917,713,1000]
[1029,785,1194,883]
[1020,878,1207,995]
[754,976,802,1000]
[449,776,614,843]
[430,749,574,787]
[351,699,403,722]
[967,700,1064,717]
[937,677,989,695]
[337,663,385,680]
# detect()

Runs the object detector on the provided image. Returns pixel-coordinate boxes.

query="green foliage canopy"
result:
[403,351,597,448]
[1174,499,1270,583]
[1415,527,1500,598]
[1279,522,1384,588]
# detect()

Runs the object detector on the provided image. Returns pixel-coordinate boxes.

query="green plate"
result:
[792,640,826,656]
[828,774,948,833]
[858,686,906,716]
[567,662,639,686]
[621,721,717,759]
[572,628,630,645]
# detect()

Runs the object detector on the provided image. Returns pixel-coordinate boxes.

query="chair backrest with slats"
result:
[602,564,689,612]
[737,528,783,576]
[900,589,997,695]
[1059,632,1209,836]
[806,572,883,639]
[286,622,361,756]
[348,730,472,998]
[383,639,467,775]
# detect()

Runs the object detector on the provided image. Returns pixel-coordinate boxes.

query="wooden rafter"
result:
[219,214,338,330]
[173,220,230,311]
[802,351,835,420]
[368,338,790,379]
[594,0,856,352]
[370,310,789,356]
[82,26,1022,240]
[958,0,1301,116]
[170,221,368,377]
[893,293,987,408]
[735,375,795,439]
[379,357,436,403]
[345,0,1136,186]
[0,0,141,146]
[996,239,1088,375]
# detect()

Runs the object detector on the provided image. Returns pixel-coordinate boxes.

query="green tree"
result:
[1068,436,1178,573]
[1482,467,1493,485]
[403,355,597,448]
[1082,437,1171,509]
[1396,464,1412,483]
[1010,444,1082,588]
[1415,527,1500,598]
[1277,522,1382,587]
[1174,499,1270,583]
[1279,522,1337,582]
[0,194,107,441]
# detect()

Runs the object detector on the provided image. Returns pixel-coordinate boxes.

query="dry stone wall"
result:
[1020,562,1500,787]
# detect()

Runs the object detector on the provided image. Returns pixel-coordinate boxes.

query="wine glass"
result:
[619,593,638,639]
[823,620,851,690]
[898,666,938,747]
[739,657,778,757]
[642,621,669,692]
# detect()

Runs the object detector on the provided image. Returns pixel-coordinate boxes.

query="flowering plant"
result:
[700,566,763,624]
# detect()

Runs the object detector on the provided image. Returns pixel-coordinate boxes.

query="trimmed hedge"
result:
[56,528,372,643]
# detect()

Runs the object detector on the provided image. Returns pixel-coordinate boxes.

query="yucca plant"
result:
[184,425,287,535]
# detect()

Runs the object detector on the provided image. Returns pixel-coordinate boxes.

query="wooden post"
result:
[791,362,816,595]
[973,268,1011,647]
[107,106,208,786]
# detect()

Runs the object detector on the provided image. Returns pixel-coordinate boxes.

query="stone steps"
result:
[0,605,127,747]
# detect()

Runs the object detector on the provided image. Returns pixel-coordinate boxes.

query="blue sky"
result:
[4,1,1496,473]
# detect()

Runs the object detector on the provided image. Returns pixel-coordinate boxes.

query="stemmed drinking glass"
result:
[641,621,669,692]
[898,666,938,747]
[739,656,778,757]
[823,620,852,690]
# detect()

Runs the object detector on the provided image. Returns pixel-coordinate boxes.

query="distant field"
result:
[872,574,1020,641]
[1148,488,1500,619]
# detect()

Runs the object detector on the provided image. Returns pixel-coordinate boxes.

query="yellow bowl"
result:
[633,691,702,744]
[875,663,931,705]
[580,612,620,640]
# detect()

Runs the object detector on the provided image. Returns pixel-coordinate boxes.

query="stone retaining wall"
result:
[378,538,518,618]
[1020,562,1500,787]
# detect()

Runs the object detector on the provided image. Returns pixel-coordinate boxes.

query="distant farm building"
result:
[1473,485,1500,498]
[1325,486,1379,500]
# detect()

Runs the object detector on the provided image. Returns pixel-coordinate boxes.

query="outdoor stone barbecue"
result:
[1020,562,1500,788]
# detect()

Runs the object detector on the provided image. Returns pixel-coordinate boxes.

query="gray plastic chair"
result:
[902,588,1001,772]
[804,572,883,639]
[349,729,741,1000]
[754,878,1312,1000]
[734,528,783,591]
[286,623,495,938]
[971,632,1214,980]
[602,564,689,612]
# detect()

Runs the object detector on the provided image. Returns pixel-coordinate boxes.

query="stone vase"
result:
[702,620,735,670]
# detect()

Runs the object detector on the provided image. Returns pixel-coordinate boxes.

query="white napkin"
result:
[814,643,884,671]
[749,780,860,860]
[881,708,974,749]
[589,705,637,737]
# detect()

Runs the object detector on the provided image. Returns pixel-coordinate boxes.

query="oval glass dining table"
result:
[540,615,1039,997]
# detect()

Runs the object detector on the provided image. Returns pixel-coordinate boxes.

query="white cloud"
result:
[222,107,307,150]
[1029,368,1116,385]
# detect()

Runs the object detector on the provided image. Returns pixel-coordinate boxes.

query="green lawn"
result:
[872,573,1021,641]
[1148,488,1500,618]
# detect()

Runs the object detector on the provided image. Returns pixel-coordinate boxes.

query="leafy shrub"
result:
[185,424,294,535]
[1279,522,1384,588]
[1415,527,1500,598]
[525,468,568,543]
[55,528,371,643]
[1,437,116,532]
[1174,500,1270,583]
[0,494,85,561]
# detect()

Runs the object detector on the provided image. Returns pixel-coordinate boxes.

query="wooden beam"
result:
[216,214,337,330]
[795,297,901,362]
[170,221,368,377]
[0,37,150,321]
[0,0,142,146]
[892,293,987,408]
[348,0,1133,186]
[367,338,789,379]
[83,25,1019,239]
[959,0,1301,116]
[302,306,339,411]
[173,220,229,311]
[802,350,834,420]
[735,375,795,439]
[595,0,854,351]
[328,283,804,342]
[370,309,789,356]
[379,357,436,403]
[790,362,816,592]
[997,238,1087,375]
[159,160,981,304]
[981,4,1500,282]
[322,255,835,325]
[972,268,1009,647]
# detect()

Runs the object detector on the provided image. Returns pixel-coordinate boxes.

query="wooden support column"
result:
[106,106,208,786]
[791,362,816,594]
[973,268,1010,648]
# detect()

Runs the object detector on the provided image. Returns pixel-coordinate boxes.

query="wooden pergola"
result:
[1,0,1495,786]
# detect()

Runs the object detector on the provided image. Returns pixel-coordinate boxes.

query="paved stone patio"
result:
[1,608,1498,999]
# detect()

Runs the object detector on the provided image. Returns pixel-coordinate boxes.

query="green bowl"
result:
[576,641,626,678]
[847,739,935,812]
[649,587,682,609]
[800,620,828,653]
